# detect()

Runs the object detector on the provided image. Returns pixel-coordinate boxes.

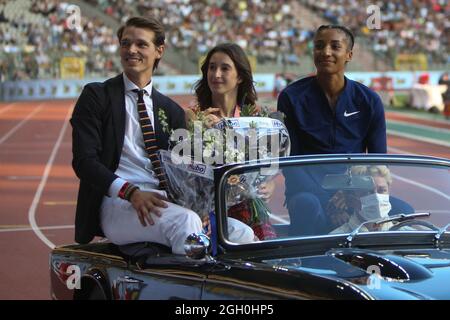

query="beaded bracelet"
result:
[118,182,140,201]
[124,185,139,201]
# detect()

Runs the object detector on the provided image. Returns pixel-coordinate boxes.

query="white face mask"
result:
[359,193,392,220]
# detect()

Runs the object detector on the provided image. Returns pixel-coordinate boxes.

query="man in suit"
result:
[70,16,203,254]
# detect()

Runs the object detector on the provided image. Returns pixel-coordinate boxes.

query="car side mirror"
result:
[184,233,211,260]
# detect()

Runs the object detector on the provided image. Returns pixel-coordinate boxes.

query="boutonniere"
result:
[158,108,170,134]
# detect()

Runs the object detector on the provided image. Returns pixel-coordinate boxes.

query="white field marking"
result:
[0,103,45,145]
[388,145,448,202]
[28,104,74,249]
[0,102,16,116]
[43,201,77,206]
[387,129,450,148]
[388,119,450,135]
[6,175,42,180]
[381,146,448,209]
[387,111,450,126]
[0,224,74,233]
[268,213,290,224]
[387,146,419,155]
[392,173,450,201]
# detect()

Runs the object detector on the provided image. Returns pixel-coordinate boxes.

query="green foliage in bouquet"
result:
[240,103,271,117]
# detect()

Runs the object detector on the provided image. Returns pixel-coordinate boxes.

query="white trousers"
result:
[100,186,254,255]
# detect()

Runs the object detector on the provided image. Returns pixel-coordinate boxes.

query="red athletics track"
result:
[387,134,449,158]
[0,97,449,299]
[387,112,450,130]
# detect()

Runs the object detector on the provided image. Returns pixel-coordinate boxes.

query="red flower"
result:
[252,222,277,240]
[228,201,252,225]
[228,200,278,240]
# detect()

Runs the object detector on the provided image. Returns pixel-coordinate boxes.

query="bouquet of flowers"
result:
[159,106,290,240]
[225,173,278,240]
[158,149,215,218]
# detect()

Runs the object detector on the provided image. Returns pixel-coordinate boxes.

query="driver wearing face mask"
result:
[329,165,394,234]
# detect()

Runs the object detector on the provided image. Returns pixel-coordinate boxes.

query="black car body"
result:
[50,154,450,300]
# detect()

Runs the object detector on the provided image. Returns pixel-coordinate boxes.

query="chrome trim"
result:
[346,212,431,248]
[131,269,207,282]
[220,154,450,175]
[52,247,126,262]
[184,233,212,260]
[205,270,374,300]
[434,223,450,247]
[116,276,144,284]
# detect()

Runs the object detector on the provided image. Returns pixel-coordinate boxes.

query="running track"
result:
[0,97,449,299]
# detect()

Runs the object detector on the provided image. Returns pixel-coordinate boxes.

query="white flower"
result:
[236,151,245,162]
[203,144,214,158]
[158,108,170,133]
[224,148,245,163]
[258,146,268,159]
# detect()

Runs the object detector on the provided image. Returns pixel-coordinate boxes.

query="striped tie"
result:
[133,89,168,190]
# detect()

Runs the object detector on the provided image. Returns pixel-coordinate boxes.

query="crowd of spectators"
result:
[0,0,121,81]
[84,0,135,24]
[1,0,316,81]
[53,0,450,71]
[133,0,314,67]
[88,0,315,68]
[302,0,450,67]
[2,0,448,81]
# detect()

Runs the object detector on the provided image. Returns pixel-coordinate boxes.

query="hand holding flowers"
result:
[159,104,290,240]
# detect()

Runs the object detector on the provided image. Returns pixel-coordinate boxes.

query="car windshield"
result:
[220,157,450,243]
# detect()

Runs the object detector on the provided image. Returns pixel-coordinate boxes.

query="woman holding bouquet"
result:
[188,43,257,126]
[188,43,277,240]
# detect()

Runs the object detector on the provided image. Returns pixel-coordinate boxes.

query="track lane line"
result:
[28,103,74,249]
[0,224,74,233]
[387,111,450,126]
[388,119,450,134]
[392,173,450,201]
[0,102,16,116]
[387,129,450,148]
[388,146,418,155]
[388,144,448,201]
[0,103,45,145]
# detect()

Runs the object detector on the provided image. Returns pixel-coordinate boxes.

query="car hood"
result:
[261,248,450,299]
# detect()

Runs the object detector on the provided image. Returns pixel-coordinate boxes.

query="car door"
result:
[122,255,212,300]
[202,259,294,299]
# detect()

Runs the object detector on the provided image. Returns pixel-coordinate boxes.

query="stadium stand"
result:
[0,0,123,81]
[84,0,316,74]
[1,0,448,81]
[302,0,449,69]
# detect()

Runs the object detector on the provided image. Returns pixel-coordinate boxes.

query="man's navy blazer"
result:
[70,74,186,244]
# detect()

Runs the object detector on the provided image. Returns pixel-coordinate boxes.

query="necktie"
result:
[133,89,168,190]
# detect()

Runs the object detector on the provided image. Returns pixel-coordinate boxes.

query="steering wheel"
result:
[389,219,439,231]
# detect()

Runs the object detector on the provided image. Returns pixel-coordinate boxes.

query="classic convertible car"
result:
[50,154,450,300]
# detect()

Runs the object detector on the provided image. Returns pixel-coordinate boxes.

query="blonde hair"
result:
[350,165,392,185]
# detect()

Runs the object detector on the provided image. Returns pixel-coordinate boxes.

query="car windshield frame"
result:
[214,154,450,252]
